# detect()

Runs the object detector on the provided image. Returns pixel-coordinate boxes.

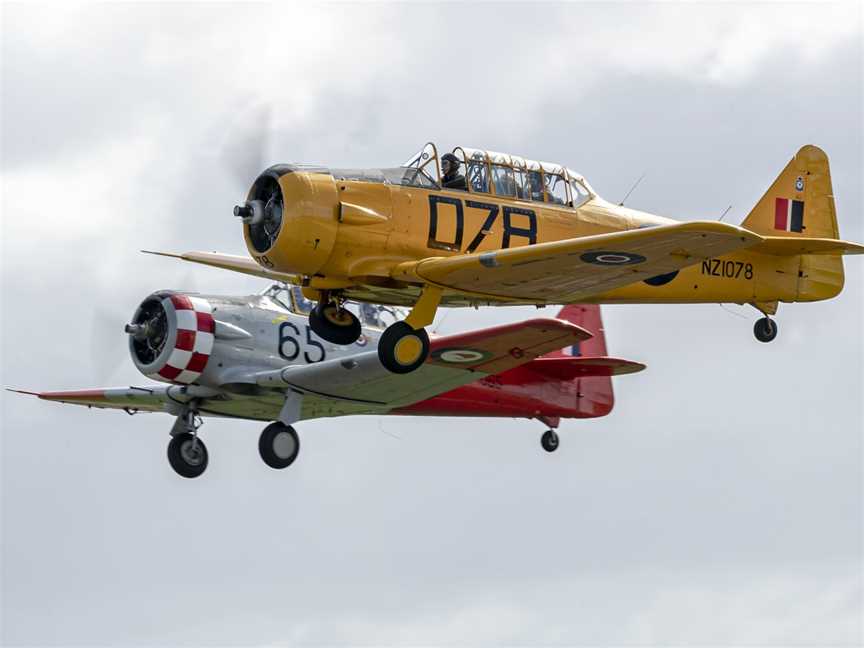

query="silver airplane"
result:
[11,285,643,478]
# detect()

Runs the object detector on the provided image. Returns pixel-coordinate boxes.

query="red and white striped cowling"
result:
[147,294,215,384]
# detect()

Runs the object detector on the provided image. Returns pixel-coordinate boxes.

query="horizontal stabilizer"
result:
[518,356,646,380]
[750,237,864,256]
[142,250,299,283]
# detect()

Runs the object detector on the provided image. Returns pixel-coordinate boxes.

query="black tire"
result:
[377,321,430,374]
[541,429,559,453]
[308,303,361,345]
[259,422,300,469]
[167,432,208,478]
[753,317,778,343]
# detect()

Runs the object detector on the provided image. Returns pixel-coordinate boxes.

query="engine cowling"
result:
[127,292,215,384]
[239,166,339,276]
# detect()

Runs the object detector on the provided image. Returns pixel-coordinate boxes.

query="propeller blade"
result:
[219,103,273,197]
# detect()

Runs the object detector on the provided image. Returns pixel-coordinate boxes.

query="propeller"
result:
[219,103,273,198]
[89,302,137,382]
[89,270,200,381]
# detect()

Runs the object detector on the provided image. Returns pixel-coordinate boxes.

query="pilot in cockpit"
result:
[441,153,467,191]
[359,302,384,328]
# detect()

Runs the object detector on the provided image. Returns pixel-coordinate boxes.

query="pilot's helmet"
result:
[441,153,460,174]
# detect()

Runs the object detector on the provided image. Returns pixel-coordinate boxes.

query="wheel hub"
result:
[180,440,204,466]
[272,431,297,459]
[394,335,423,365]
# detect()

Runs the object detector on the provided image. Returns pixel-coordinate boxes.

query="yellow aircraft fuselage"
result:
[243,164,842,311]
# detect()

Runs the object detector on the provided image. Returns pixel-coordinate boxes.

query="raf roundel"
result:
[579,251,647,266]
[432,348,493,364]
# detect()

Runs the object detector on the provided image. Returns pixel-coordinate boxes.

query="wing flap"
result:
[394,222,762,302]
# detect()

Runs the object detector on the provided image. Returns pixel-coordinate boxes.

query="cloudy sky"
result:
[2,2,862,645]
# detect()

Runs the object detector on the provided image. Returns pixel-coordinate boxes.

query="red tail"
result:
[396,305,643,423]
[544,304,608,359]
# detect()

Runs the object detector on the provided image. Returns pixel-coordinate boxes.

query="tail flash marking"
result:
[774,198,805,233]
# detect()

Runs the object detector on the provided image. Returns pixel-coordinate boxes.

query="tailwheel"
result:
[378,321,430,374]
[309,302,361,345]
[167,432,209,478]
[541,429,559,453]
[753,317,778,343]
[259,422,300,469]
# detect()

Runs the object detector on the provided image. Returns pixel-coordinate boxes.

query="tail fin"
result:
[548,304,614,417]
[742,145,838,238]
[742,146,861,302]
[546,304,608,358]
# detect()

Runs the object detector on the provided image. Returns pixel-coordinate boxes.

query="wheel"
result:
[377,321,430,374]
[167,432,208,478]
[259,422,300,469]
[308,303,361,345]
[753,317,778,343]
[541,429,559,453]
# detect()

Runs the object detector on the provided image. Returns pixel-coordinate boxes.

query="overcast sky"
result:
[2,2,862,646]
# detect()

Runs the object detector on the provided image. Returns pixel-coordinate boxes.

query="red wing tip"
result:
[6,388,109,401]
[6,388,41,397]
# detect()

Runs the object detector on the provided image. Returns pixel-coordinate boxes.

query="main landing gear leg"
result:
[167,403,209,478]
[378,285,442,374]
[751,302,779,343]
[308,291,361,345]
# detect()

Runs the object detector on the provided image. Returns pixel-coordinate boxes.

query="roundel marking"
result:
[580,251,646,266]
[433,348,493,364]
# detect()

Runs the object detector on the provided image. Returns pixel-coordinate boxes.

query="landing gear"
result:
[259,422,300,469]
[167,432,209,478]
[753,317,778,343]
[376,285,441,374]
[309,301,361,345]
[541,429,560,453]
[377,321,430,374]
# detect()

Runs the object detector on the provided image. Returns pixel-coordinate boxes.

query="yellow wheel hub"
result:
[394,335,423,365]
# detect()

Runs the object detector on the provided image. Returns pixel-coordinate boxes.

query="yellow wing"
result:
[141,250,299,283]
[393,221,762,302]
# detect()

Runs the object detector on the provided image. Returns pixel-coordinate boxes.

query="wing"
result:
[7,385,284,421]
[141,250,299,283]
[9,386,173,412]
[392,221,762,302]
[256,318,591,419]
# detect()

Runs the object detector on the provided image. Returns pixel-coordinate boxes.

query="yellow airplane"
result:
[150,143,863,374]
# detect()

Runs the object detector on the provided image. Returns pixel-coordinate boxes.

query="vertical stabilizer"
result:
[548,304,615,416]
[547,304,608,358]
[742,146,845,301]
[742,145,838,239]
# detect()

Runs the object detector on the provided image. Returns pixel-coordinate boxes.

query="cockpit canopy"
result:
[331,143,595,209]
